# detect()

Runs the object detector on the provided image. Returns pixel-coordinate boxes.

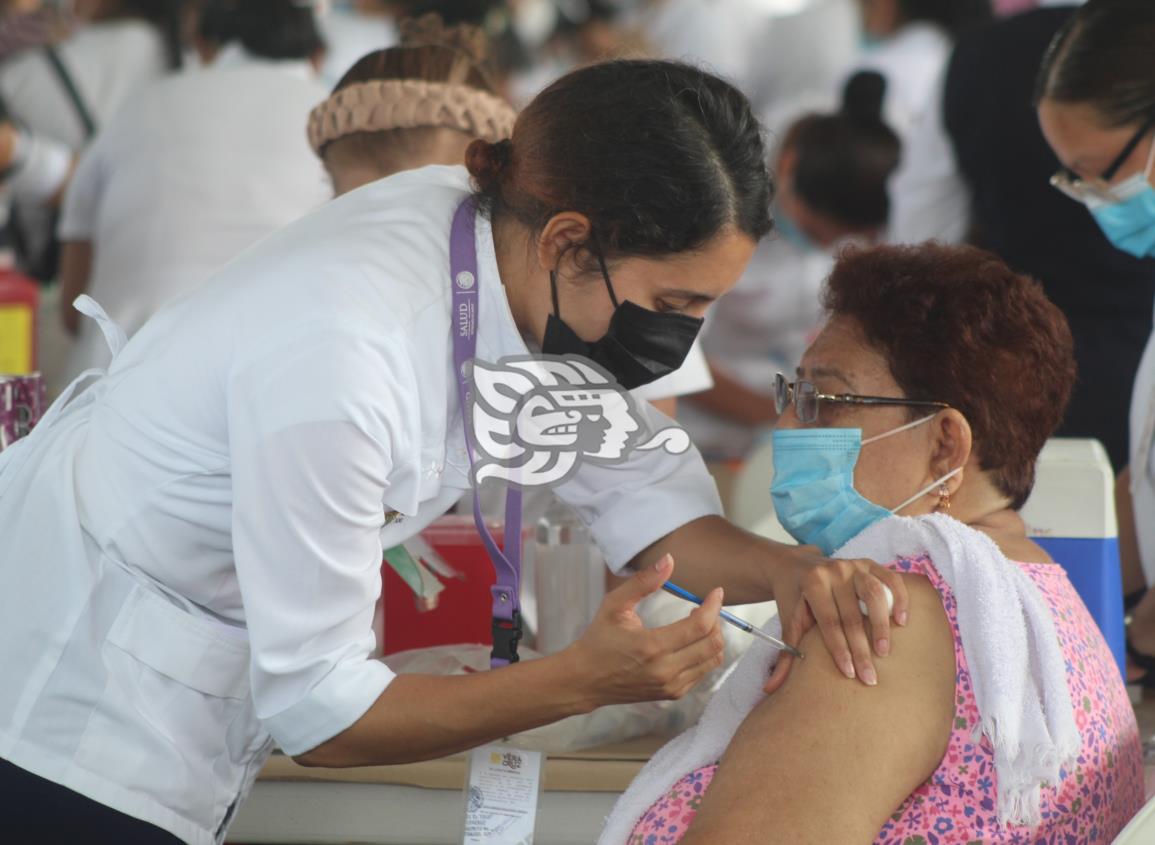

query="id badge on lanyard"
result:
[450,198,525,668]
[462,743,545,845]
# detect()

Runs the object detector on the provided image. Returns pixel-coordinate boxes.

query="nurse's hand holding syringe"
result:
[295,553,725,768]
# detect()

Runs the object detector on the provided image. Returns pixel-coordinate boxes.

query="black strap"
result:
[44,45,96,140]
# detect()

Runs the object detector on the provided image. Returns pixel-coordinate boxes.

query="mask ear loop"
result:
[548,269,562,318]
[588,229,620,308]
[1142,134,1155,180]
[862,413,938,446]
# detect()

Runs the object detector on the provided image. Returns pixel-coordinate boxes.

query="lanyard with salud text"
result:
[450,197,524,668]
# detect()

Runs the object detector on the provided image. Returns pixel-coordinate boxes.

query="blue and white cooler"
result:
[1020,438,1126,680]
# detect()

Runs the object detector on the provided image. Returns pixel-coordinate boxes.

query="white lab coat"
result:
[885,65,971,245]
[0,19,169,152]
[0,166,721,845]
[58,45,332,379]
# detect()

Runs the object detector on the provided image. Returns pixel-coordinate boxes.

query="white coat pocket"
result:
[84,584,261,839]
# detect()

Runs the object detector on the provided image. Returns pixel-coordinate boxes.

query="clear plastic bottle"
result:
[532,496,605,655]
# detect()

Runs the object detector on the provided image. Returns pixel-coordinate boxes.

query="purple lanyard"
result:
[450,197,524,668]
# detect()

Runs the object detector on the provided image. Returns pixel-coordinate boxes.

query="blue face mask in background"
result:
[774,213,820,254]
[1086,143,1155,259]
[770,417,962,555]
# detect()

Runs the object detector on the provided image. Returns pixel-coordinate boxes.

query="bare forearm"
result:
[631,514,789,604]
[1117,467,1148,595]
[59,240,93,336]
[295,651,594,768]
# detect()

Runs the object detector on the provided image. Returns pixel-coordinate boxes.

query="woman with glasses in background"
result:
[1034,0,1155,688]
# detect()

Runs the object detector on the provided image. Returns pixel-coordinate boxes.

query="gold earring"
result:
[937,484,952,512]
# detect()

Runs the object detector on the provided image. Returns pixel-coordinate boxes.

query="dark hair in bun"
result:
[465,138,512,195]
[842,70,888,129]
[782,71,902,231]
[469,59,773,269]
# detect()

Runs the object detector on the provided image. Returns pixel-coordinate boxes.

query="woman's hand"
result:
[764,547,908,694]
[563,554,726,708]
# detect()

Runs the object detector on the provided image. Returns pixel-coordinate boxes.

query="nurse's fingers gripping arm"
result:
[631,518,906,685]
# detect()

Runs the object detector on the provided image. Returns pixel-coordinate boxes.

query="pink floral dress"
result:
[628,555,1145,845]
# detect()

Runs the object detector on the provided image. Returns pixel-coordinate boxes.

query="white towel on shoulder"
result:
[597,514,1080,843]
[837,514,1080,826]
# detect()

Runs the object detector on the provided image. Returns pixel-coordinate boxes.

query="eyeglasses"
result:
[774,373,949,425]
[1051,115,1155,204]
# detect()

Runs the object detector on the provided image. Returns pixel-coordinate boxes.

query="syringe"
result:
[661,582,805,659]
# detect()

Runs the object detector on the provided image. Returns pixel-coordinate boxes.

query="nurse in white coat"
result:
[57,0,331,378]
[0,59,906,844]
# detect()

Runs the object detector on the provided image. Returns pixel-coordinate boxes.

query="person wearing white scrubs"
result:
[633,0,770,95]
[851,0,991,145]
[316,0,399,87]
[55,0,331,379]
[311,12,516,197]
[682,71,901,460]
[0,58,905,844]
[744,0,861,141]
[0,0,183,274]
[1034,0,1155,680]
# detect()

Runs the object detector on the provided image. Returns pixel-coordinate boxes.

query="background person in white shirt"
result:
[0,58,904,845]
[55,0,331,382]
[0,0,184,277]
[312,13,516,197]
[852,0,991,144]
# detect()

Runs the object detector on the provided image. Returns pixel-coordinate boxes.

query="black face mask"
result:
[540,249,704,390]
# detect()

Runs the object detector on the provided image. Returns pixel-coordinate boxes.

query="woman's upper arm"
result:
[682,574,956,845]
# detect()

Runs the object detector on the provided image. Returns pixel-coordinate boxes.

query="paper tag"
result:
[462,744,544,845]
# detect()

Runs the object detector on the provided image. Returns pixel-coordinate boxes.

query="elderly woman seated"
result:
[600,244,1144,845]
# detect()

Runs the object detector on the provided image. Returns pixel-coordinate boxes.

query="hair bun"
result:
[841,70,888,127]
[465,138,512,193]
[400,13,489,64]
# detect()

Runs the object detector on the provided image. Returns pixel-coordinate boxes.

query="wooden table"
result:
[228,735,666,844]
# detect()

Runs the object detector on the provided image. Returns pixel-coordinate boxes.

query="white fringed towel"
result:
[598,514,1080,843]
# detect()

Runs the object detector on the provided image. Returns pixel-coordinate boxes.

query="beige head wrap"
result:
[307,78,517,154]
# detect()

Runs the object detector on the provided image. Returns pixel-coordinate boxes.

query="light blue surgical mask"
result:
[770,416,962,555]
[1086,141,1155,259]
[774,212,819,254]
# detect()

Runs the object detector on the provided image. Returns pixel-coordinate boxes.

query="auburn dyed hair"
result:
[823,244,1076,509]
